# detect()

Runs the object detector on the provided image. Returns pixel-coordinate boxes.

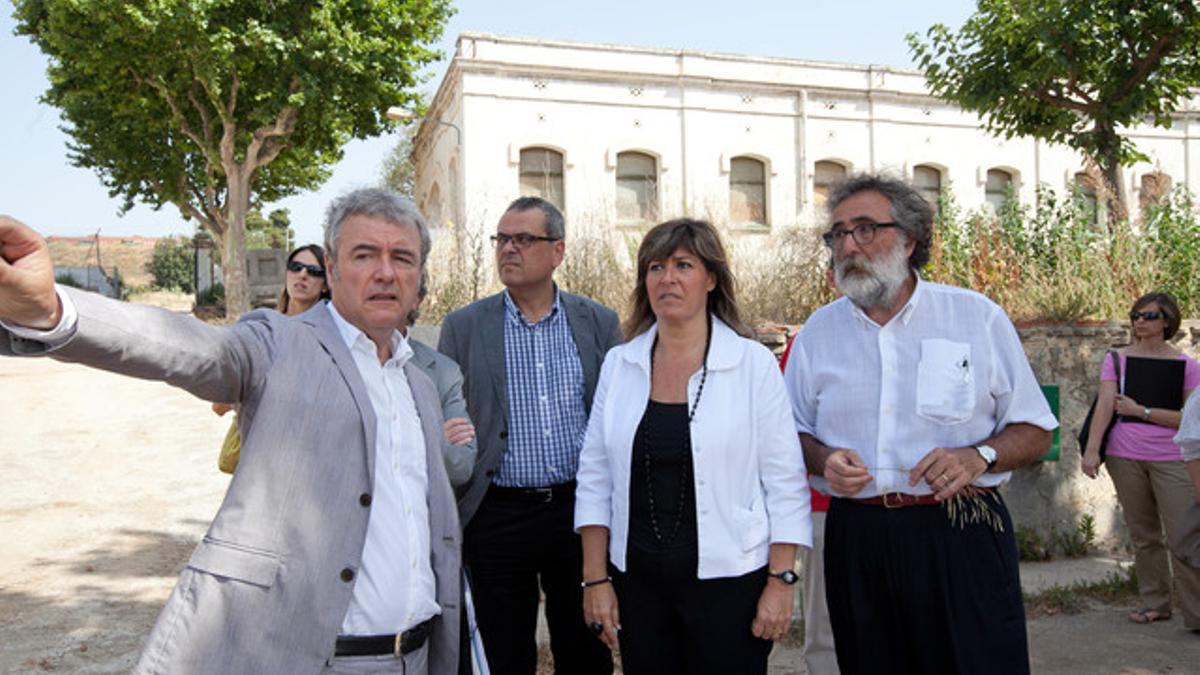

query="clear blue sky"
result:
[0,0,973,246]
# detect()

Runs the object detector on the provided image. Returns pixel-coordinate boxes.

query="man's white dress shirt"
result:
[784,279,1058,499]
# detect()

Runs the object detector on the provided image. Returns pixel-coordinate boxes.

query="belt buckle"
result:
[533,487,553,503]
[881,492,904,509]
[393,632,404,658]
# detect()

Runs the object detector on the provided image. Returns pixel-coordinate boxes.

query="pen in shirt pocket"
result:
[958,357,970,382]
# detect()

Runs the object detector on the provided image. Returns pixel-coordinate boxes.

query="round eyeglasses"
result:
[822,221,900,248]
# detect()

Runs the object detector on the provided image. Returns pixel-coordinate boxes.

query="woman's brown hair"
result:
[622,218,750,340]
[1132,291,1182,340]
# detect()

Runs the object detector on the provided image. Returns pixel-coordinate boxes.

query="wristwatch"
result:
[769,569,799,585]
[1142,406,1152,421]
[974,444,999,472]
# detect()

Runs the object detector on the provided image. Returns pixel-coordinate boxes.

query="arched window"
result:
[913,165,942,213]
[426,183,443,227]
[813,160,847,210]
[730,156,767,225]
[616,151,658,223]
[519,147,565,210]
[1074,172,1100,226]
[985,169,1013,213]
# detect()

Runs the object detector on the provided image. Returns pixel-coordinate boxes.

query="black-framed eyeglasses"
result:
[821,222,900,248]
[1130,310,1163,322]
[286,260,325,278]
[490,233,561,249]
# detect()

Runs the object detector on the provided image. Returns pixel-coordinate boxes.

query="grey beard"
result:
[834,244,911,310]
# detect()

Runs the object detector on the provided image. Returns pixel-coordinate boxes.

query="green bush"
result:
[147,237,195,293]
[197,282,225,307]
[55,272,81,288]
[1015,526,1053,561]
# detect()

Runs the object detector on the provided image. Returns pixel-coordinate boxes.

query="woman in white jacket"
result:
[575,218,812,674]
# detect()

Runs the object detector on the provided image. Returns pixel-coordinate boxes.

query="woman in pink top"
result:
[1082,292,1200,629]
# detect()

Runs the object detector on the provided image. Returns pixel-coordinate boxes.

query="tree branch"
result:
[1114,25,1183,101]
[134,70,223,171]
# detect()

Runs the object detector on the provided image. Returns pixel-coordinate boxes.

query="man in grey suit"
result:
[406,269,476,487]
[439,197,620,675]
[0,189,460,674]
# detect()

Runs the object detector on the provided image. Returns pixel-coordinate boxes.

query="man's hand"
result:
[825,448,873,496]
[442,417,475,446]
[910,446,987,501]
[0,216,60,329]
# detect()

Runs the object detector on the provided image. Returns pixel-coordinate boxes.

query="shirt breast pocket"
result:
[916,339,974,425]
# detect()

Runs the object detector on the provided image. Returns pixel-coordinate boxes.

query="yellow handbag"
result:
[218,419,241,474]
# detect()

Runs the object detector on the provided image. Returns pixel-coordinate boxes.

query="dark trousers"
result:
[464,486,612,675]
[613,551,771,675]
[825,492,1029,675]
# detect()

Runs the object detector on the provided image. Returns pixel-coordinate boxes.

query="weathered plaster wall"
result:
[1005,320,1200,551]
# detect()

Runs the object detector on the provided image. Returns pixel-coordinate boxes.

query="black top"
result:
[627,399,699,567]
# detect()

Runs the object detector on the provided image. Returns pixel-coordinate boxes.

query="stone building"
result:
[411,32,1200,238]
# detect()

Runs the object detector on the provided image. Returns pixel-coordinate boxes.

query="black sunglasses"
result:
[1129,310,1163,322]
[287,260,325,277]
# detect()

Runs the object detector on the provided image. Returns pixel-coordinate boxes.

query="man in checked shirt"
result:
[439,197,620,675]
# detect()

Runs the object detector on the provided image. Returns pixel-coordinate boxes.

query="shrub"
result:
[55,272,81,288]
[147,236,195,293]
[197,282,225,306]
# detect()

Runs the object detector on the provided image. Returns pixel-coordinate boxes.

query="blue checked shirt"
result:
[497,289,588,487]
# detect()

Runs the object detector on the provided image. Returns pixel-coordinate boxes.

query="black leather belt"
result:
[489,480,576,503]
[335,618,433,657]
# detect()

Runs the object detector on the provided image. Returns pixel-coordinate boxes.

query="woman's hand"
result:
[212,402,234,416]
[751,579,793,642]
[582,582,620,650]
[1112,394,1142,419]
[1081,448,1102,478]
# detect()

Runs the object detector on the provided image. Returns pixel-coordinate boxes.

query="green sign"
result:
[1040,384,1061,461]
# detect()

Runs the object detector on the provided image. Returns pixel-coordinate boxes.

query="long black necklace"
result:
[644,319,711,544]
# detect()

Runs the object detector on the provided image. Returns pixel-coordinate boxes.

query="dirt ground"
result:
[3,349,1200,674]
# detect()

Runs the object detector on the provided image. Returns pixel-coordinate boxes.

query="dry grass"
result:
[47,235,161,289]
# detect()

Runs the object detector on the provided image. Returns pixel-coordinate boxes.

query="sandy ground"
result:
[3,353,1200,674]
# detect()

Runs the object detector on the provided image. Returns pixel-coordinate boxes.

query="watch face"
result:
[774,570,799,585]
[977,445,997,463]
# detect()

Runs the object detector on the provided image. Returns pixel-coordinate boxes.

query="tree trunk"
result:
[222,174,252,318]
[1096,125,1128,228]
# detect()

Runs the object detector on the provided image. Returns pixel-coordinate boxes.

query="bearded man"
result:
[781,174,1057,675]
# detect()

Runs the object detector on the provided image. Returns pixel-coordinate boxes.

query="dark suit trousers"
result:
[464,486,612,675]
[824,491,1029,675]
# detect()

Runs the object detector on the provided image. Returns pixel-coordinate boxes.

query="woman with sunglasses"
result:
[215,244,330,472]
[575,219,811,674]
[1082,291,1200,630]
[278,244,331,314]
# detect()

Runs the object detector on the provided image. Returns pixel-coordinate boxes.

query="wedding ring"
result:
[589,622,603,635]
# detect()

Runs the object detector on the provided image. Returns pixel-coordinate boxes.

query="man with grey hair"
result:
[782,173,1057,674]
[0,187,460,674]
[439,196,619,675]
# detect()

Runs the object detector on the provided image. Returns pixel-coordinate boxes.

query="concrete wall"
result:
[1006,320,1200,552]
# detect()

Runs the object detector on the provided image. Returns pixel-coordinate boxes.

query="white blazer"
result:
[575,317,812,579]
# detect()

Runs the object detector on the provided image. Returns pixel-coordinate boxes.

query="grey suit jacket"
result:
[2,289,460,675]
[438,290,621,524]
[410,337,477,487]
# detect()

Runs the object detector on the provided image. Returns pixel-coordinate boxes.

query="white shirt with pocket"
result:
[784,278,1058,498]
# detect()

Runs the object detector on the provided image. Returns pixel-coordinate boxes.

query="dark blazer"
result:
[2,290,461,675]
[438,290,621,524]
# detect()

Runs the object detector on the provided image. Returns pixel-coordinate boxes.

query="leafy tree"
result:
[245,207,294,250]
[908,0,1200,220]
[147,236,195,293]
[14,0,453,315]
[380,124,417,199]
